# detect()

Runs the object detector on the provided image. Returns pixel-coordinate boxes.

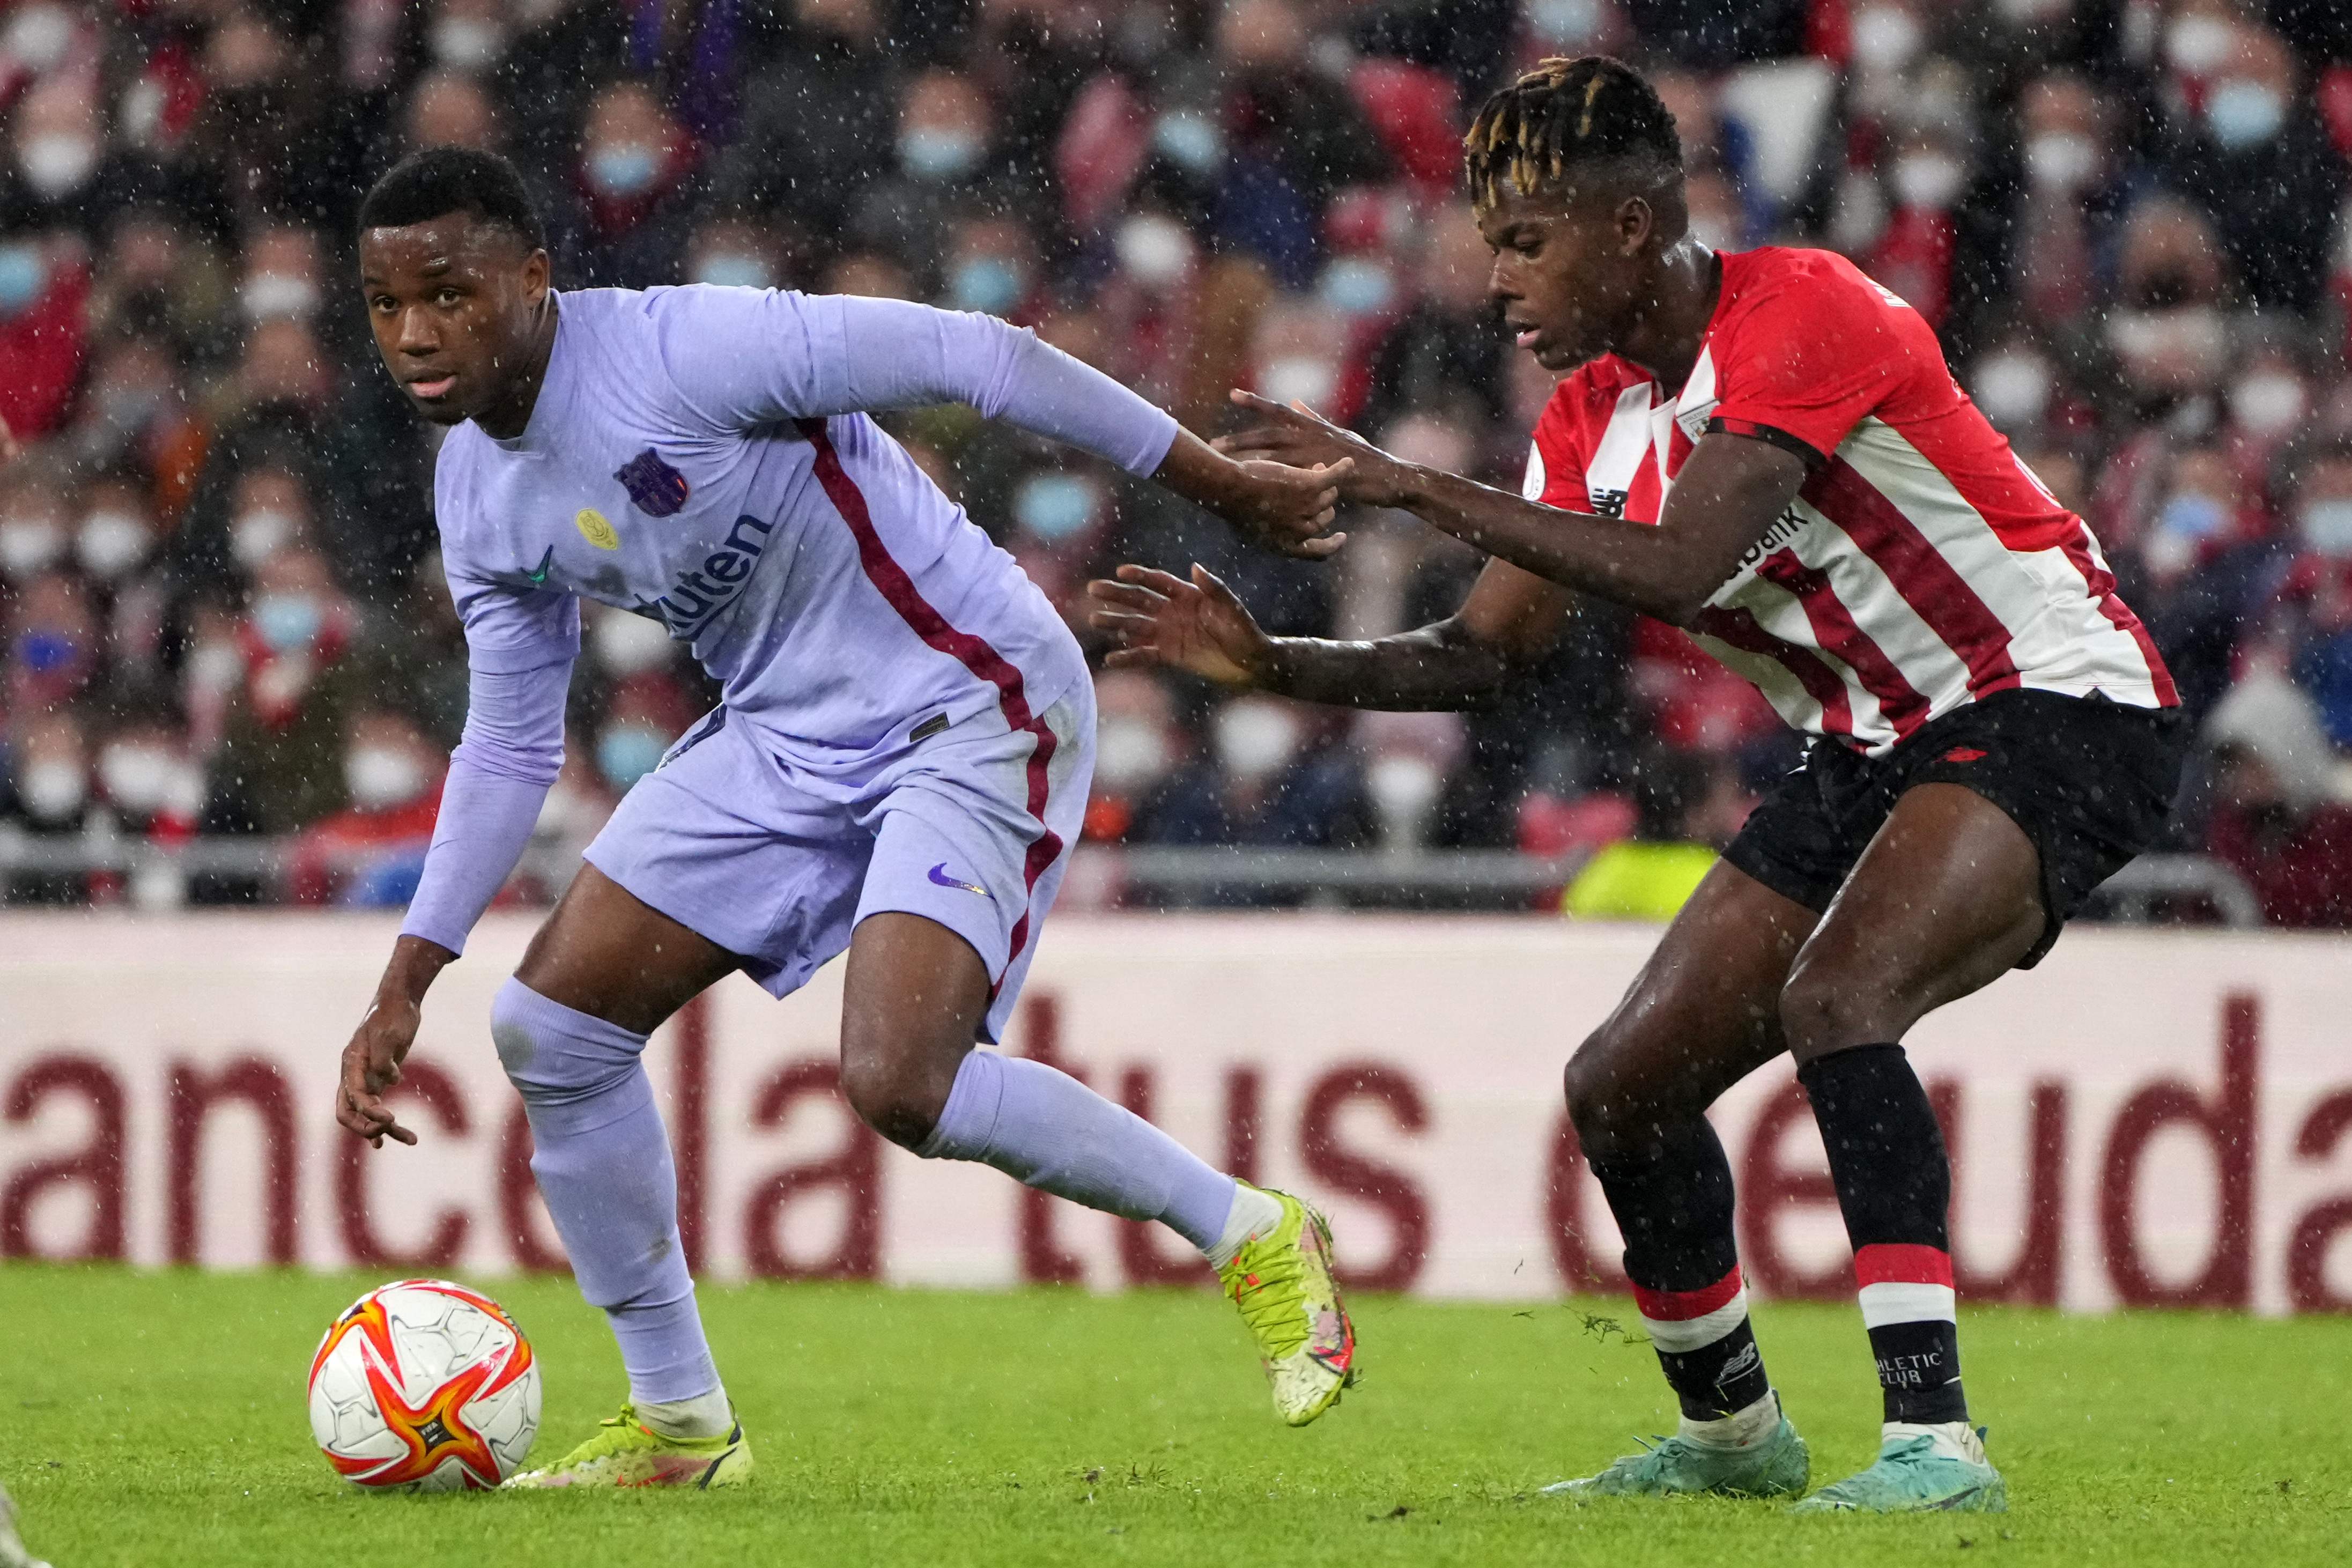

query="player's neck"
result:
[1612,247,1722,396]
[475,294,561,441]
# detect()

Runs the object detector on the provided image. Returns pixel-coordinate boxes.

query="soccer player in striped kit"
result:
[334,149,1362,1488]
[1092,56,2188,1513]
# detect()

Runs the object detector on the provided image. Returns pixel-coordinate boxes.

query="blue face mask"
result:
[251,592,323,654]
[694,254,773,289]
[2300,499,2352,557]
[949,256,1025,316]
[587,143,662,198]
[597,726,669,789]
[900,127,981,180]
[2206,81,2286,151]
[14,630,76,674]
[0,241,46,314]
[1152,111,1225,174]
[2159,492,2228,541]
[1319,257,1396,317]
[1012,474,1098,541]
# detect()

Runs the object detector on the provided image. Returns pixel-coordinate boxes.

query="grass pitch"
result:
[0,1266,2343,1566]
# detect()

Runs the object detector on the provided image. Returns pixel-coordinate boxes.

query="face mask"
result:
[77,511,151,579]
[15,630,77,674]
[2024,131,2098,190]
[2229,373,2306,437]
[1687,216,1735,252]
[899,126,981,181]
[1527,0,1601,46]
[597,726,669,789]
[949,255,1025,316]
[1115,215,1192,287]
[1891,152,1965,211]
[1971,352,2052,428]
[345,745,429,810]
[188,639,245,693]
[2206,80,2286,150]
[1994,0,2069,21]
[18,134,97,199]
[251,591,323,654]
[1258,356,1338,411]
[1366,752,1444,842]
[1318,256,1396,317]
[2159,491,2228,541]
[593,610,675,675]
[18,758,85,823]
[240,271,319,322]
[2,4,73,72]
[430,18,506,70]
[1152,110,1224,174]
[2165,14,2233,76]
[2106,306,2228,384]
[97,384,164,433]
[587,143,662,198]
[693,253,773,289]
[99,744,178,815]
[232,508,298,568]
[1850,6,1922,73]
[0,518,63,578]
[0,241,47,313]
[1011,474,1098,541]
[2299,499,2352,557]
[1214,701,1302,783]
[1094,716,1172,793]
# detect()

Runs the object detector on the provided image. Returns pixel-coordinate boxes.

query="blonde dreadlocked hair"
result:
[1463,55,1683,211]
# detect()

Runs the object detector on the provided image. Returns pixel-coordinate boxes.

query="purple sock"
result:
[492,979,720,1404]
[916,1048,1237,1252]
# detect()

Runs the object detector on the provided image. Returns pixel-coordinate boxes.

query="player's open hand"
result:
[1215,391,1416,509]
[1088,564,1273,687]
[336,992,423,1149]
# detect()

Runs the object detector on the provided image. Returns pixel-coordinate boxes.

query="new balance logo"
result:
[1588,486,1629,519]
[1714,1340,1762,1388]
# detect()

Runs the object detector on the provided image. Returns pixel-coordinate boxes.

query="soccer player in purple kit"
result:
[331,149,1360,1489]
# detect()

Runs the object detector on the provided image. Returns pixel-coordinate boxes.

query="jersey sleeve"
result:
[1525,381,1594,510]
[645,285,1180,475]
[442,564,581,675]
[1706,264,1927,464]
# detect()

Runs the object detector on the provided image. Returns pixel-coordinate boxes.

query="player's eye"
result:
[434,288,462,306]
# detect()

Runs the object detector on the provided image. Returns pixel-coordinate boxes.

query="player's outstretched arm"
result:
[1217,391,1808,625]
[1088,553,1572,711]
[337,935,454,1148]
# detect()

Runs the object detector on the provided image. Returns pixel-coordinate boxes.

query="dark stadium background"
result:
[3,0,2350,926]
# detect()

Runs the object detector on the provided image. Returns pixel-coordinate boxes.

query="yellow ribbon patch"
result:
[575,508,620,550]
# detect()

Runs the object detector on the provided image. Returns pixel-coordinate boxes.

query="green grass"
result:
[0,1266,2344,1566]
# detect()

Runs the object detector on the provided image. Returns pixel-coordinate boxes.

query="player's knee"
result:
[1777,960,1894,1060]
[1562,1030,1640,1156]
[490,977,633,1106]
[836,1044,955,1151]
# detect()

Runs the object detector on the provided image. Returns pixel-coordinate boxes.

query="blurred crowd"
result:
[4,0,2352,924]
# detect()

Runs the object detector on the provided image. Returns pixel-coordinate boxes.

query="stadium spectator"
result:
[3,706,94,904]
[2201,672,2352,927]
[284,707,450,907]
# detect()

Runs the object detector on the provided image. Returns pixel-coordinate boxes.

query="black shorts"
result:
[1722,690,2190,968]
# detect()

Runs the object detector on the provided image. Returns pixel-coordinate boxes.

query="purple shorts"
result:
[582,683,1093,1043]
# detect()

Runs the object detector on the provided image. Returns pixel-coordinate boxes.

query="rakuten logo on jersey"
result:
[633,513,775,639]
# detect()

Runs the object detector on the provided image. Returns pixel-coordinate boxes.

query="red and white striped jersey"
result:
[1524,246,2178,756]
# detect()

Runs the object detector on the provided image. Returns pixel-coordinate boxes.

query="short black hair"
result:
[357,147,545,252]
[1463,56,1682,211]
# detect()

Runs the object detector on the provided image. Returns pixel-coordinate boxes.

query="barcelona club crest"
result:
[615,449,691,517]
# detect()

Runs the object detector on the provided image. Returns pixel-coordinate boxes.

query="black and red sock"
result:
[1799,1042,1968,1426]
[1588,1118,1773,1422]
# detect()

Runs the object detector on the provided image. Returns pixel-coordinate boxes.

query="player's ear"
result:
[521,247,550,307]
[1616,194,1654,257]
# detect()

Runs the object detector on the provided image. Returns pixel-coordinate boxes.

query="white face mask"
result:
[2,4,75,72]
[2024,130,2098,190]
[1114,215,1192,287]
[1094,716,1173,794]
[232,508,297,568]
[1258,356,1338,411]
[345,745,430,810]
[1214,700,1303,783]
[1971,352,2053,428]
[2165,14,2234,76]
[1851,6,1923,73]
[430,18,506,70]
[240,271,320,322]
[18,758,86,822]
[187,639,245,693]
[18,132,98,198]
[1687,215,1736,252]
[1365,752,1444,845]
[98,744,181,815]
[2229,372,2307,437]
[77,511,151,579]
[1891,152,1965,211]
[2300,499,2352,558]
[593,610,676,675]
[0,517,64,579]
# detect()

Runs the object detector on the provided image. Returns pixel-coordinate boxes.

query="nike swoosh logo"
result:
[522,547,554,586]
[927,863,992,898]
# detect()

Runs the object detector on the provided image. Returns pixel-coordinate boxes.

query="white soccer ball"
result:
[306,1278,541,1491]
